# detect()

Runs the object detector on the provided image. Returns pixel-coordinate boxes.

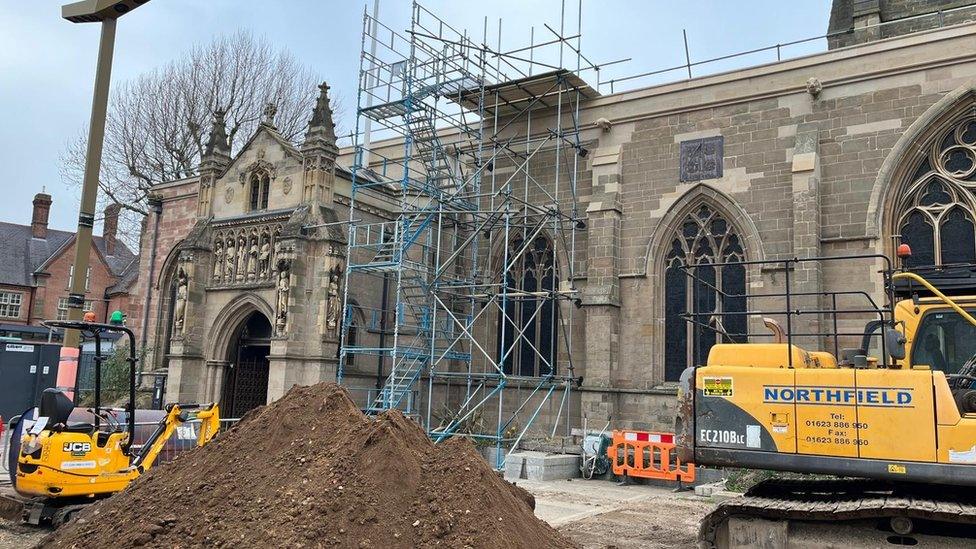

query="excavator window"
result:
[912,309,976,374]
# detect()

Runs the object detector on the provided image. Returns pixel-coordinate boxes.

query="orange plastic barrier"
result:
[605,430,695,483]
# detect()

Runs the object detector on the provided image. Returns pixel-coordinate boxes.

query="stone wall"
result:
[828,0,976,49]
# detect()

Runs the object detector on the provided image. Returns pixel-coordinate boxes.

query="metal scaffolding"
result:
[338,1,597,468]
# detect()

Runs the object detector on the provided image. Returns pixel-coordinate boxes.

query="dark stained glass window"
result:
[496,235,557,376]
[664,205,747,381]
[896,117,976,267]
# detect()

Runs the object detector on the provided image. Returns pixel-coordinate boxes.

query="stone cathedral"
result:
[131,0,976,428]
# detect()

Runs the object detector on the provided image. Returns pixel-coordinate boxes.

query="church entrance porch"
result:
[222,311,271,418]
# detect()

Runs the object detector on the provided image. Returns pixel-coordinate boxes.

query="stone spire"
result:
[197,108,231,218]
[204,107,231,162]
[303,82,338,153]
[301,82,339,204]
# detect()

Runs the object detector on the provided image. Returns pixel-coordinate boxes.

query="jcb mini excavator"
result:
[12,317,219,525]
[675,249,976,548]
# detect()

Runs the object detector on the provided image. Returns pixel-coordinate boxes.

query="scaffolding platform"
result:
[452,69,600,117]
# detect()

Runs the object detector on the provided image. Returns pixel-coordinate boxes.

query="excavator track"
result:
[699,478,976,548]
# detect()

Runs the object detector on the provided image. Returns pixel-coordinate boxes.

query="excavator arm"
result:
[131,403,220,472]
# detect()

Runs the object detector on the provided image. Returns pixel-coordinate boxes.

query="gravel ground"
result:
[0,518,46,549]
[556,493,711,548]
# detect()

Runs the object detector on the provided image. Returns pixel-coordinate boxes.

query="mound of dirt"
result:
[38,383,575,549]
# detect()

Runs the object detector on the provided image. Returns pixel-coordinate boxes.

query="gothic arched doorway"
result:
[222,311,271,418]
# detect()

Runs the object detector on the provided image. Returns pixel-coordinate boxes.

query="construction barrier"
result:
[606,430,695,483]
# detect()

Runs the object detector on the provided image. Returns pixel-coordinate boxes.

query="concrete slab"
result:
[504,451,580,481]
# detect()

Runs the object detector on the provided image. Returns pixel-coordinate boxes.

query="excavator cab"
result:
[14,317,220,525]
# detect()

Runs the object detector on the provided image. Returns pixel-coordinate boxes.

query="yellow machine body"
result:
[677,283,976,485]
[16,404,220,500]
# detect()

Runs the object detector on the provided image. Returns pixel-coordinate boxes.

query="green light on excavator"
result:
[110,310,126,325]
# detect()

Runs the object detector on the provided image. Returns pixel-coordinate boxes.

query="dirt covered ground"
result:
[37,383,573,549]
[3,382,715,548]
[2,482,713,549]
[0,517,46,549]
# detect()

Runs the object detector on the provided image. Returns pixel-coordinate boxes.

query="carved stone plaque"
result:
[679,136,724,182]
[224,186,234,204]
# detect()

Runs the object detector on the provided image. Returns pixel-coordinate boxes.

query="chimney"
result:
[31,192,52,239]
[103,203,121,256]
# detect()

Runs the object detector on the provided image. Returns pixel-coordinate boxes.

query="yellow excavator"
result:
[12,318,219,525]
[675,247,976,547]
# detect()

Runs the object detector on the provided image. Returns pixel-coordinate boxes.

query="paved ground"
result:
[0,477,717,548]
[520,478,716,548]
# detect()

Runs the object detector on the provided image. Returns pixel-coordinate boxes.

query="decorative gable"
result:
[211,128,305,219]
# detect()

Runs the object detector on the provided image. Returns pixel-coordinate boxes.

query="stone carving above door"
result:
[210,223,283,288]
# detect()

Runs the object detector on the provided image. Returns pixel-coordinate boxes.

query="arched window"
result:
[341,304,364,367]
[496,235,557,376]
[664,204,746,381]
[896,118,976,268]
[249,172,270,211]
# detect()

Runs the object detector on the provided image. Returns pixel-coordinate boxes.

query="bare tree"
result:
[60,30,342,247]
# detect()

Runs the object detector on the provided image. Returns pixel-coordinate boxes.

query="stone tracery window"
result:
[664,204,747,381]
[496,235,557,376]
[249,171,270,211]
[896,118,976,268]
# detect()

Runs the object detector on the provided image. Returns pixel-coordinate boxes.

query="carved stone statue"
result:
[236,233,248,282]
[246,231,259,281]
[212,239,223,281]
[224,236,237,283]
[258,232,272,278]
[325,260,344,335]
[275,259,291,335]
[174,267,189,332]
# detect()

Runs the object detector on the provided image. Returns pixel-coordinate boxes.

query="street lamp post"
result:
[55,0,151,399]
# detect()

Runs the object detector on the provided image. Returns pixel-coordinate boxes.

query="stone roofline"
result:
[341,19,976,160]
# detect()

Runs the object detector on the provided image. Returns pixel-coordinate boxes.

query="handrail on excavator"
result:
[891,272,976,328]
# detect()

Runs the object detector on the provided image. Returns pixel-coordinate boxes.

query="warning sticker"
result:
[703,377,733,397]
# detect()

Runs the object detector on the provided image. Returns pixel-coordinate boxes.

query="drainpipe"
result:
[140,195,164,354]
[375,272,389,389]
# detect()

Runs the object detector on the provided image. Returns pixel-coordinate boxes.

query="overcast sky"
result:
[0,1,830,234]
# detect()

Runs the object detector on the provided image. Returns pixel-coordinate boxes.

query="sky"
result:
[0,0,831,235]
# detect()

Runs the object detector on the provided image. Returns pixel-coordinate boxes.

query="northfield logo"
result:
[763,385,913,407]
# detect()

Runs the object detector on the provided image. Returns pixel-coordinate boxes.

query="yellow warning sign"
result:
[703,377,733,397]
[887,464,907,474]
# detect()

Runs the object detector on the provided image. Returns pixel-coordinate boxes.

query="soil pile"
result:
[38,383,575,549]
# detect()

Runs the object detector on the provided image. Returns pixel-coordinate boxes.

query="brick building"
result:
[0,194,137,343]
[138,1,976,430]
